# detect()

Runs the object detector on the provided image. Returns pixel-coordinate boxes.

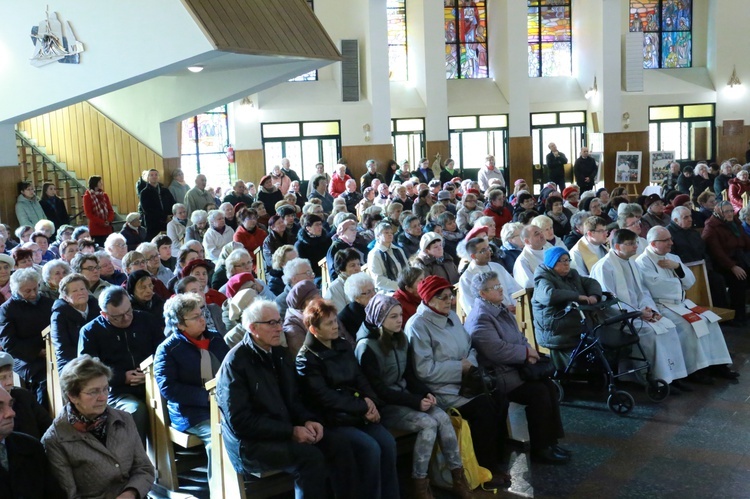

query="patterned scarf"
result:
[88,190,109,220]
[547,210,568,228]
[67,403,108,444]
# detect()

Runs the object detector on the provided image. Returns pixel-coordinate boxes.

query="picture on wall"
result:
[589,152,603,184]
[615,151,642,184]
[649,151,675,183]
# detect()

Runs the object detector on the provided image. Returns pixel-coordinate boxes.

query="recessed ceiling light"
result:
[187,65,204,73]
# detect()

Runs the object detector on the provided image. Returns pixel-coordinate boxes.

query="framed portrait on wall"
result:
[615,151,642,184]
[649,151,675,183]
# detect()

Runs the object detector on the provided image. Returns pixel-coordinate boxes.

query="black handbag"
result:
[518,356,556,381]
[459,366,496,398]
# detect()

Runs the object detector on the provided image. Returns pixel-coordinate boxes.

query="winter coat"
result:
[413,254,460,284]
[262,230,295,272]
[82,190,115,237]
[701,213,750,272]
[295,228,331,279]
[234,224,267,255]
[1,431,65,499]
[40,196,70,230]
[0,295,54,378]
[728,177,750,214]
[15,194,46,228]
[139,183,176,239]
[120,225,146,251]
[50,296,101,374]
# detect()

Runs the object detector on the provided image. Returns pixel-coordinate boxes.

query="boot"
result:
[413,477,434,499]
[450,467,476,499]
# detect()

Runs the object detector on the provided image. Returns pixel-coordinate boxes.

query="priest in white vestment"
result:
[459,235,520,315]
[590,228,688,386]
[570,215,609,276]
[635,227,736,380]
[513,225,547,288]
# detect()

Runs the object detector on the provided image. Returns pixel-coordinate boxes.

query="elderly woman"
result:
[355,294,475,498]
[326,219,367,281]
[71,253,113,299]
[413,232,459,284]
[203,210,235,261]
[296,299,399,499]
[0,268,55,405]
[186,209,209,243]
[580,196,611,226]
[217,249,274,302]
[126,270,165,326]
[397,214,423,259]
[324,248,362,313]
[356,187,376,219]
[16,225,34,245]
[294,214,331,284]
[367,222,408,293]
[42,355,155,499]
[154,293,230,485]
[466,271,568,464]
[532,247,602,369]
[269,244,297,296]
[283,280,322,356]
[182,259,226,306]
[175,276,226,338]
[59,239,79,264]
[220,202,238,230]
[51,273,101,374]
[405,275,511,488]
[338,272,376,336]
[545,196,572,238]
[456,192,482,232]
[0,253,13,303]
[167,203,188,256]
[728,169,750,214]
[11,247,34,270]
[209,242,245,291]
[531,214,567,250]
[40,259,72,299]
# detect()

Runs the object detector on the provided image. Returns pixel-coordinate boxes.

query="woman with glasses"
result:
[154,293,229,487]
[367,222,408,293]
[70,253,114,299]
[51,274,101,374]
[14,181,46,228]
[405,275,512,489]
[531,247,602,370]
[42,355,155,499]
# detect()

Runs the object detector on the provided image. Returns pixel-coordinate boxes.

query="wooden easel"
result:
[616,142,641,197]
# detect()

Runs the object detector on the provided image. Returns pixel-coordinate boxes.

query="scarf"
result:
[67,403,108,444]
[547,210,568,228]
[88,190,108,220]
[178,218,188,227]
[182,331,210,350]
[379,245,406,281]
[203,305,218,333]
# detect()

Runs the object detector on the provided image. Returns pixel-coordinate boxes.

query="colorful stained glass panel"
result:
[630,0,691,69]
[387,0,407,81]
[527,1,571,77]
[445,0,488,79]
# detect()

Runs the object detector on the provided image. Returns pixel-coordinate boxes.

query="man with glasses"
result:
[458,236,520,315]
[591,229,689,391]
[78,287,165,445]
[635,227,738,383]
[217,300,353,498]
[570,216,609,276]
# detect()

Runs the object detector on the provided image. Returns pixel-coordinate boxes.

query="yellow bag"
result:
[429,407,494,491]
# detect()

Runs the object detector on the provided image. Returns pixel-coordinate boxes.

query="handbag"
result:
[429,408,494,490]
[518,355,556,381]
[459,366,496,398]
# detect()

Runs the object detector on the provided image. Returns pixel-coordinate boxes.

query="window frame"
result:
[260,120,342,180]
[448,114,509,176]
[387,0,408,81]
[648,103,715,161]
[181,105,231,183]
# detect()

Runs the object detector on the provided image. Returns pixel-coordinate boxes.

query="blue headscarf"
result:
[543,246,569,268]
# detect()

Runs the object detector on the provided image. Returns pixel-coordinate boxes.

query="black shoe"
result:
[711,365,740,380]
[531,446,571,465]
[484,470,512,488]
[687,372,715,385]
[552,444,572,457]
[671,380,693,392]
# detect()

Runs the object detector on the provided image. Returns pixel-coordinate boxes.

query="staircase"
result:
[16,130,125,229]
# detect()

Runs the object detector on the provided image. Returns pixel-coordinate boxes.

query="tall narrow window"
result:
[527,0,572,78]
[180,106,231,189]
[388,0,408,81]
[444,0,488,79]
[629,0,692,69]
[290,1,318,81]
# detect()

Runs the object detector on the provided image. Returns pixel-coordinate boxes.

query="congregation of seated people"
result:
[0,155,745,498]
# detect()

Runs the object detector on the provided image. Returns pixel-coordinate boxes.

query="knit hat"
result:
[672,194,690,207]
[286,280,320,310]
[420,232,443,252]
[126,270,152,296]
[234,202,247,213]
[365,294,401,328]
[543,246,569,268]
[467,188,481,196]
[0,254,15,270]
[336,219,357,236]
[562,186,579,200]
[437,190,451,201]
[182,259,212,277]
[417,275,453,303]
[126,212,140,224]
[514,179,526,186]
[225,272,255,299]
[0,351,13,369]
[644,194,663,208]
[276,205,296,217]
[465,226,489,241]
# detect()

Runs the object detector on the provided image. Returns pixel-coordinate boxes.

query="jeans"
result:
[186,420,212,484]
[108,393,148,447]
[328,423,399,499]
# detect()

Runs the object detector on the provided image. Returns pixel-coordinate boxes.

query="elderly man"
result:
[640,194,670,237]
[661,161,682,198]
[275,258,314,319]
[546,143,568,192]
[280,157,301,183]
[184,174,215,218]
[223,180,255,207]
[570,216,608,276]
[635,227,738,383]
[459,236,520,315]
[78,287,165,444]
[477,155,505,192]
[216,300,354,498]
[513,225,547,288]
[714,161,733,198]
[341,179,363,214]
[590,229,689,390]
[573,146,598,192]
[0,351,52,440]
[360,159,384,190]
[104,233,128,270]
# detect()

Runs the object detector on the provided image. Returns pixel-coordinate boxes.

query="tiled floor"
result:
[160,322,750,498]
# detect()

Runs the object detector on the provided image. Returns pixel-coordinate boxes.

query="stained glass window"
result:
[181,106,231,188]
[629,0,692,69]
[388,0,408,81]
[527,0,572,78]
[444,0,488,79]
[290,1,318,81]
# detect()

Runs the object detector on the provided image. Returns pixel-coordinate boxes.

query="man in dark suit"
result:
[0,386,64,498]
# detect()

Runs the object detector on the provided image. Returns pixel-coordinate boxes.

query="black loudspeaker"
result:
[341,39,359,102]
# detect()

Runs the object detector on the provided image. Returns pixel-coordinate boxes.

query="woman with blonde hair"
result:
[269,244,298,295]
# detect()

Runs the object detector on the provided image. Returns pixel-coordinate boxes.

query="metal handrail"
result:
[15,130,88,195]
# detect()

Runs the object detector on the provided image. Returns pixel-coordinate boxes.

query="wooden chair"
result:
[512,288,549,355]
[722,189,728,201]
[684,260,735,322]
[744,191,749,209]
[140,356,204,496]
[41,326,64,417]
[205,378,248,499]
[454,284,466,323]
[318,258,331,294]
[253,247,266,282]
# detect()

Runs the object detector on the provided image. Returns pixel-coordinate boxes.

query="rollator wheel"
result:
[551,379,564,403]
[646,378,670,402]
[607,390,634,415]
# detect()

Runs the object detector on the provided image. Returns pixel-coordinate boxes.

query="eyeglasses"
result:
[80,386,109,398]
[488,284,504,291]
[147,255,159,261]
[360,288,376,296]
[296,269,315,277]
[183,313,205,323]
[253,319,282,327]
[477,247,492,255]
[591,229,608,234]
[620,241,638,247]
[107,307,133,321]
[81,265,101,272]
[556,258,571,264]
[435,291,455,301]
[131,259,146,267]
[653,238,672,243]
[233,261,252,268]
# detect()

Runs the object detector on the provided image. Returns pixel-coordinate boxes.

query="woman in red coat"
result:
[233,207,267,255]
[82,176,115,246]
[727,170,750,214]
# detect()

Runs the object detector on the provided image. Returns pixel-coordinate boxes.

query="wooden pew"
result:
[684,260,735,322]
[253,247,266,282]
[512,288,550,355]
[318,258,331,294]
[140,356,204,496]
[454,284,466,323]
[41,326,64,417]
